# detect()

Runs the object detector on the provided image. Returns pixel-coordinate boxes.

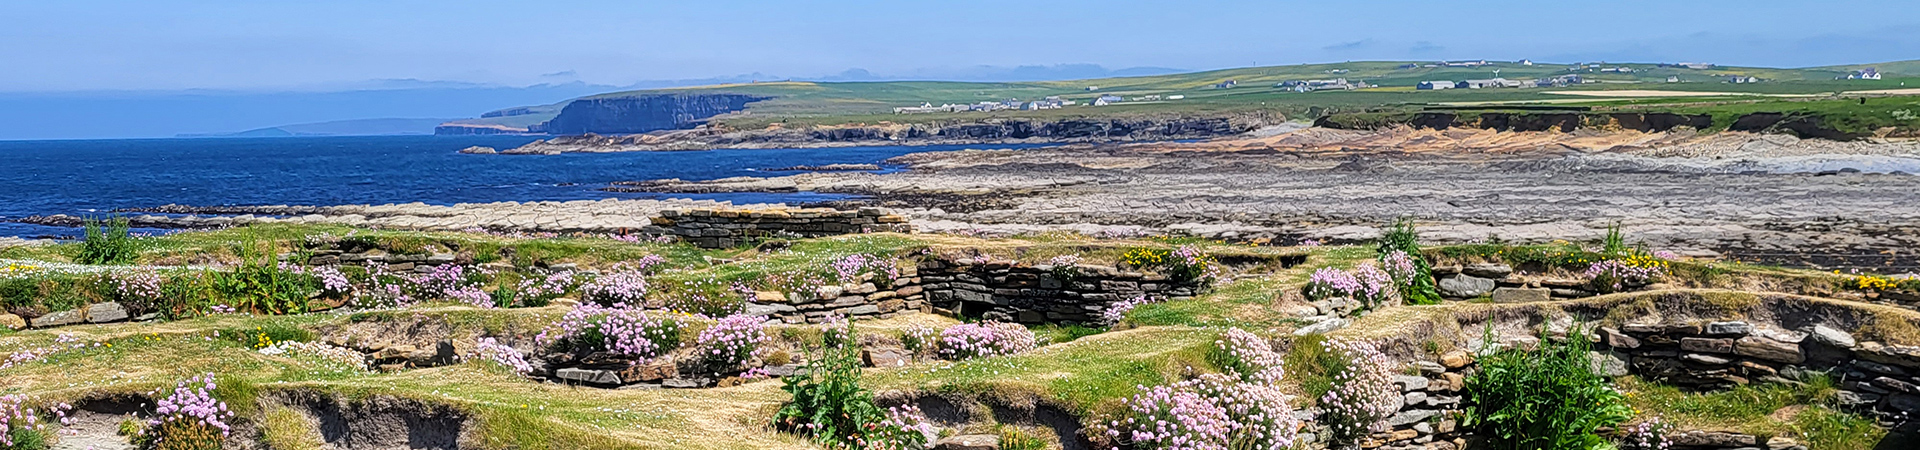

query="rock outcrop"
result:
[540,93,770,135]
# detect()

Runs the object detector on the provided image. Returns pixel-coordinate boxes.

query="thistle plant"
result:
[1464,325,1631,450]
[937,321,1038,360]
[776,318,928,450]
[142,374,234,450]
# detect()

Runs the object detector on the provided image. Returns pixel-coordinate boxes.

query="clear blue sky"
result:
[6,0,1920,92]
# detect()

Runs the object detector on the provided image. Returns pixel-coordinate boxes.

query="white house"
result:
[1417,81,1455,90]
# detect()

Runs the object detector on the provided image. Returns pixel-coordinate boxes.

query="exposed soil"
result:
[266,390,476,450]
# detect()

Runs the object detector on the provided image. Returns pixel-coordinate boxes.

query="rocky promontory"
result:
[495,113,1275,154]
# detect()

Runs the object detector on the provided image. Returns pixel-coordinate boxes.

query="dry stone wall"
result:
[1362,317,1920,450]
[644,207,912,249]
[742,255,1207,326]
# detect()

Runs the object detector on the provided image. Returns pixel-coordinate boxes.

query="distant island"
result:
[177,117,459,138]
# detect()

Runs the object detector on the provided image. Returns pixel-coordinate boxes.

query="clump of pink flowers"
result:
[515,270,580,306]
[937,321,1037,360]
[1101,296,1160,327]
[1097,371,1305,450]
[144,373,234,448]
[1584,260,1663,293]
[697,314,769,370]
[1618,416,1671,450]
[900,324,941,356]
[109,270,165,312]
[829,254,898,284]
[537,304,682,359]
[1350,262,1400,308]
[471,337,533,375]
[1304,267,1361,301]
[1211,328,1284,385]
[1379,250,1420,284]
[582,268,650,308]
[1318,339,1399,447]
[1,394,54,447]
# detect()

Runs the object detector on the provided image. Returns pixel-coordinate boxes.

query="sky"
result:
[7,0,1920,92]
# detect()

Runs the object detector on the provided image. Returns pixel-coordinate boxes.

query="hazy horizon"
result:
[9,0,1920,93]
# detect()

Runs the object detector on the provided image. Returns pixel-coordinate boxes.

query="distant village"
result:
[889,60,1887,114]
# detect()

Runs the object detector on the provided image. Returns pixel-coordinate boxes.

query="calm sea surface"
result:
[0,135,1037,238]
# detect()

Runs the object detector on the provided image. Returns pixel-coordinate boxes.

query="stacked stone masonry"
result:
[644,207,912,249]
[743,255,1204,325]
[1363,319,1919,450]
[1432,262,1647,302]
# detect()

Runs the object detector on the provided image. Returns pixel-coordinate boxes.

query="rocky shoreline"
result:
[494,113,1274,154]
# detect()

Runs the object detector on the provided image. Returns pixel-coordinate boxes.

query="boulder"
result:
[863,348,911,368]
[1589,351,1630,377]
[1439,349,1474,369]
[457,146,498,154]
[933,435,1000,450]
[620,360,679,383]
[1461,263,1513,278]
[1293,318,1349,336]
[1437,275,1496,298]
[555,368,622,385]
[1806,324,1858,349]
[1489,287,1550,303]
[29,310,82,328]
[0,314,25,330]
[85,302,130,323]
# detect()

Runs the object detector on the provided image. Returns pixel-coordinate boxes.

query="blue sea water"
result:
[0,135,1036,238]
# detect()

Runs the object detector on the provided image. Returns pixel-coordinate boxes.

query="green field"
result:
[454,59,1920,131]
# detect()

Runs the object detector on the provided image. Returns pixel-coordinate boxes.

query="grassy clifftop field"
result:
[448,59,1920,133]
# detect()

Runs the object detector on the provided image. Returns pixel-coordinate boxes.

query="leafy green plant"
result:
[1602,223,1628,255]
[774,319,927,450]
[1464,325,1631,450]
[213,263,317,315]
[1376,218,1441,304]
[75,216,142,265]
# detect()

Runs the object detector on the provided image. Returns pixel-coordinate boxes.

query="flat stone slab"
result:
[85,302,129,324]
[30,310,83,328]
[555,368,621,385]
[1489,287,1550,303]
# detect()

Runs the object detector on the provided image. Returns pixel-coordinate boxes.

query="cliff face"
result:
[539,94,769,135]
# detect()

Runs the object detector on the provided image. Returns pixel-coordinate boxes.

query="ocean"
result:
[0,135,1034,238]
